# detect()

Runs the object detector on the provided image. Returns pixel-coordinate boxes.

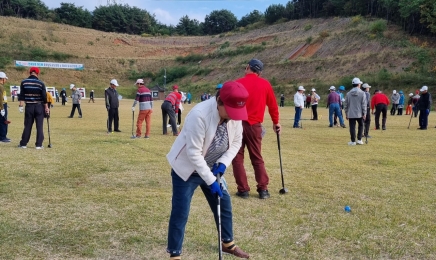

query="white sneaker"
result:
[177,125,180,128]
[356,140,364,145]
[348,142,356,146]
[18,145,27,149]
[36,146,44,150]
[167,124,171,128]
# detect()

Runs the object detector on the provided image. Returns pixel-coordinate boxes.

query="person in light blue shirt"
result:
[397,90,405,115]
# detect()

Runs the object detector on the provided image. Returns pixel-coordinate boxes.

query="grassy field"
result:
[1,98,436,259]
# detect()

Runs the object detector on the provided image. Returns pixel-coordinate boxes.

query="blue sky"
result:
[43,0,291,25]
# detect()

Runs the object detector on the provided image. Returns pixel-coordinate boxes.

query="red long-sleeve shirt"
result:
[165,91,182,113]
[236,73,279,125]
[371,93,390,110]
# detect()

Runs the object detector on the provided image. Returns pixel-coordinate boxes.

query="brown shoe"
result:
[222,245,249,258]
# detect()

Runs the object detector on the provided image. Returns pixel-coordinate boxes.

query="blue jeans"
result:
[167,170,233,255]
[0,103,8,140]
[293,107,302,127]
[329,103,344,126]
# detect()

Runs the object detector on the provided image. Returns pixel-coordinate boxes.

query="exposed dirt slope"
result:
[0,16,425,93]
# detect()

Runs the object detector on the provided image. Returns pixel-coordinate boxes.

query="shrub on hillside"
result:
[369,20,387,35]
[175,54,204,63]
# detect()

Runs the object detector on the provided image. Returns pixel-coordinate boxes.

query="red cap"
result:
[172,85,178,90]
[220,81,249,121]
[415,90,419,94]
[30,67,40,74]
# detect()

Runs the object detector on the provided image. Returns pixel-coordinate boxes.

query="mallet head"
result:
[279,188,288,194]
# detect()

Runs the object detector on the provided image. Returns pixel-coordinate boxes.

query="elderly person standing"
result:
[18,67,49,149]
[344,78,367,145]
[132,79,153,138]
[310,88,320,120]
[417,86,432,130]
[293,86,305,128]
[362,83,371,138]
[166,81,250,259]
[327,86,345,128]
[0,72,11,143]
[68,84,82,118]
[231,59,281,200]
[105,79,121,132]
[390,90,400,115]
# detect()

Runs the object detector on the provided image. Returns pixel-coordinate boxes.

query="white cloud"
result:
[152,8,179,26]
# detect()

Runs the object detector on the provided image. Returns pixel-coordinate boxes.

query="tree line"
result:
[0,0,435,36]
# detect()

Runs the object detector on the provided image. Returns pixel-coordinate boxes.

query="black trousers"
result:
[161,101,177,134]
[70,104,82,117]
[62,97,66,105]
[311,104,318,120]
[390,104,398,115]
[364,107,371,136]
[349,118,363,142]
[418,109,428,129]
[20,103,45,147]
[107,107,119,131]
[374,104,387,129]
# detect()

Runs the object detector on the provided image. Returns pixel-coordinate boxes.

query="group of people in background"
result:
[292,77,433,144]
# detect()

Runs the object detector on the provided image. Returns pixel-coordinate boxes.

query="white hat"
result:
[110,79,119,86]
[298,86,305,91]
[135,79,144,84]
[352,77,363,84]
[329,86,336,90]
[70,84,75,89]
[420,86,428,92]
[91,90,94,92]
[409,93,413,97]
[362,83,371,88]
[393,90,397,94]
[311,88,316,92]
[0,72,8,79]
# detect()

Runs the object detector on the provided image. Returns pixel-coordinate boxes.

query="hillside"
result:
[1,16,435,98]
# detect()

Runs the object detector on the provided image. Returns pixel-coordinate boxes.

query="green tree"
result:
[92,4,156,34]
[420,0,436,33]
[237,10,264,27]
[264,4,286,24]
[203,9,237,34]
[176,15,202,35]
[54,3,92,28]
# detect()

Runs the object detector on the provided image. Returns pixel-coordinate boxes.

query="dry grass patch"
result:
[1,99,436,259]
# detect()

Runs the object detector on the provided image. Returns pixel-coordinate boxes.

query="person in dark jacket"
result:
[60,88,67,105]
[105,79,121,132]
[88,90,95,103]
[18,67,50,149]
[280,94,285,107]
[417,86,432,130]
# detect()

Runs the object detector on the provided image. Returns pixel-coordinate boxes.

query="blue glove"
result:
[211,163,226,176]
[426,109,430,115]
[209,181,223,198]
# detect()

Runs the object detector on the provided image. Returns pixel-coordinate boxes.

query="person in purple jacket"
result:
[327,86,346,128]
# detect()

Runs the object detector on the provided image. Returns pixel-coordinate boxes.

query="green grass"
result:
[1,99,436,259]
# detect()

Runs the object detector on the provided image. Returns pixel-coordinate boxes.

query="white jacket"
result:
[294,92,304,107]
[166,98,243,185]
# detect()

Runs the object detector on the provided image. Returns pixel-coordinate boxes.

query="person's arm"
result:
[266,86,280,125]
